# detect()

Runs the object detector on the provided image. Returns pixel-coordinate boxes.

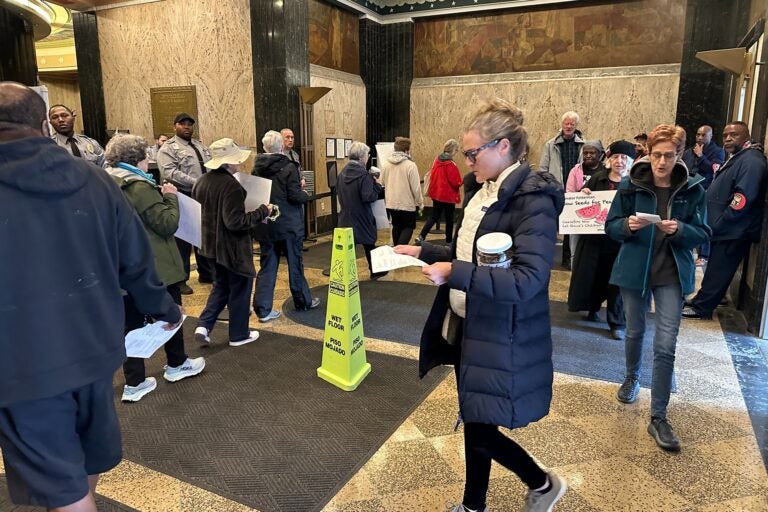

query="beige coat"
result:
[381,151,423,211]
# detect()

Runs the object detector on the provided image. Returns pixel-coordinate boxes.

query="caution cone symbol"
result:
[317,228,371,391]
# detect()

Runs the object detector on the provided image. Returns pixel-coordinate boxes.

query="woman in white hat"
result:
[192,138,273,348]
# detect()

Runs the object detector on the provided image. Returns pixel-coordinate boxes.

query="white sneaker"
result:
[229,330,259,347]
[121,377,157,402]
[163,357,206,382]
[258,310,281,323]
[195,326,210,345]
[523,472,567,512]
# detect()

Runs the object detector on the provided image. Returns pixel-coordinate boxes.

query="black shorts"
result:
[0,377,122,508]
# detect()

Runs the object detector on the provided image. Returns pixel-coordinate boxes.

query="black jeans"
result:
[198,263,254,342]
[462,422,548,510]
[176,238,215,282]
[388,209,417,246]
[253,238,312,317]
[419,201,455,243]
[691,239,751,315]
[123,282,187,386]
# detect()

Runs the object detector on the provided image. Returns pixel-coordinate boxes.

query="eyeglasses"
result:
[462,139,502,163]
[650,151,677,161]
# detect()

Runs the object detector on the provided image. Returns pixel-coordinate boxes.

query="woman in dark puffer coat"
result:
[395,99,567,512]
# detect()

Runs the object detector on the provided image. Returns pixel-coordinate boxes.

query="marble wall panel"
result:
[40,77,84,134]
[97,0,256,151]
[410,65,680,195]
[309,64,366,214]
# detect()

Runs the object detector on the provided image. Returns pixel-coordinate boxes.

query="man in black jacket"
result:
[0,82,181,511]
[683,122,768,319]
[252,130,320,322]
[681,125,726,266]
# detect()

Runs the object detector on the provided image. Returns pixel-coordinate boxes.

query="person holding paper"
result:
[567,140,633,341]
[252,130,319,323]
[193,138,273,346]
[396,99,567,512]
[337,141,388,280]
[0,82,182,512]
[106,134,206,402]
[605,124,710,452]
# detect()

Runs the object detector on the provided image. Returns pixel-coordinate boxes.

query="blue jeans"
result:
[621,283,683,419]
[253,238,312,317]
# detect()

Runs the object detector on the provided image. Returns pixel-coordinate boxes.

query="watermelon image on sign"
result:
[595,208,609,224]
[575,202,601,219]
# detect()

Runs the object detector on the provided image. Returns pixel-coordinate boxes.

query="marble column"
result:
[359,19,413,158]
[675,0,751,143]
[72,12,107,145]
[250,0,309,149]
[0,5,37,85]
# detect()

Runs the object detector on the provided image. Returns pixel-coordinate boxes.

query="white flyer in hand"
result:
[636,212,662,224]
[175,193,202,248]
[235,172,272,213]
[371,199,390,229]
[371,245,426,273]
[125,315,187,358]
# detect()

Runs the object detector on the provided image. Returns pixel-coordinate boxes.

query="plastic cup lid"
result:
[477,232,513,254]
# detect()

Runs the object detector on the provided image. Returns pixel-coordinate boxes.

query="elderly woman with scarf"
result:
[105,134,205,402]
[567,140,635,340]
[395,99,567,512]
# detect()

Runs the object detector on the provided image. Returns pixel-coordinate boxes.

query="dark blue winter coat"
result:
[682,142,725,189]
[337,160,382,245]
[0,137,179,407]
[419,164,564,429]
[605,157,710,296]
[704,146,767,242]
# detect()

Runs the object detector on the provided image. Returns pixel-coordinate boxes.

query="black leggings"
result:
[420,200,455,242]
[463,422,547,510]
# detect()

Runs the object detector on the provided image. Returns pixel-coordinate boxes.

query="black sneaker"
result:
[616,376,640,403]
[648,417,681,452]
[179,282,193,295]
[414,236,424,246]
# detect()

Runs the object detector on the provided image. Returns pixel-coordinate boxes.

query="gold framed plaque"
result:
[150,86,199,139]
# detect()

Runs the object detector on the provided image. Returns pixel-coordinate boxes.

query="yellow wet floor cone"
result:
[317,228,371,391]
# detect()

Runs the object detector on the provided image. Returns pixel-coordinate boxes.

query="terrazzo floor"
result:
[2,227,767,511]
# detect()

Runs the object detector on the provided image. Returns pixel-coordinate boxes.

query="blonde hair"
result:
[464,99,528,161]
[442,139,459,156]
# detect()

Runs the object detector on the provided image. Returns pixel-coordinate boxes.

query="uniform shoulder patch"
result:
[730,192,747,211]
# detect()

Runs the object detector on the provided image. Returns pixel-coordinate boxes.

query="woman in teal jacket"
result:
[605,124,710,453]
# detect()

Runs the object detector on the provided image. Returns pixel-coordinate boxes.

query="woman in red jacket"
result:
[416,139,463,244]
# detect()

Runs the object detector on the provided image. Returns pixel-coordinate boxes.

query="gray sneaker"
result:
[617,376,640,404]
[258,310,281,323]
[194,326,211,345]
[164,357,206,382]
[121,377,157,402]
[449,505,486,512]
[648,417,681,452]
[523,472,567,511]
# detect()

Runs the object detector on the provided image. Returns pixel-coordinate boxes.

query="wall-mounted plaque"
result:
[150,86,199,139]
[326,138,336,158]
[336,138,346,159]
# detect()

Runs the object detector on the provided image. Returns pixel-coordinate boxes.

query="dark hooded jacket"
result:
[251,153,308,241]
[0,137,180,407]
[337,160,383,245]
[419,164,564,429]
[605,157,710,295]
[192,167,270,277]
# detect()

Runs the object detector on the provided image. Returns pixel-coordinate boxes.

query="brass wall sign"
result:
[150,86,199,139]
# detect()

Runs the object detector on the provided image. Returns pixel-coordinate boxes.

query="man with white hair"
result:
[252,130,319,322]
[540,111,585,269]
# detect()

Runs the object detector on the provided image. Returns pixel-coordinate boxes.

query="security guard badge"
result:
[730,192,746,211]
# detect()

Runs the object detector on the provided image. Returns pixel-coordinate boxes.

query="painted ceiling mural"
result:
[413,0,686,77]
